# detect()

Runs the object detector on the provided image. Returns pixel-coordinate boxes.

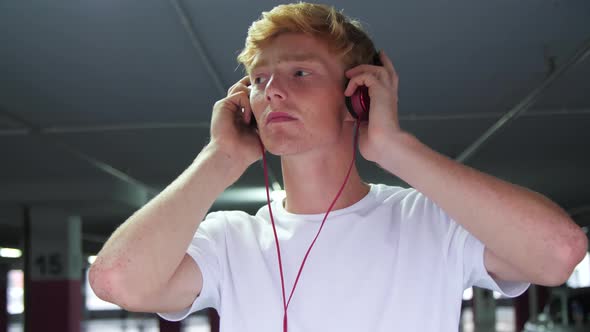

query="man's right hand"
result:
[209,76,261,170]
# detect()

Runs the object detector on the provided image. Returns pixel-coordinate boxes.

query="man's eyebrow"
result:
[250,53,325,72]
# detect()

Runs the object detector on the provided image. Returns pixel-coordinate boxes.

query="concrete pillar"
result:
[24,207,83,332]
[472,287,496,331]
[0,263,7,332]
[158,316,181,332]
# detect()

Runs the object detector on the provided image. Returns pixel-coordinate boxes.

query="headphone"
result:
[344,52,383,122]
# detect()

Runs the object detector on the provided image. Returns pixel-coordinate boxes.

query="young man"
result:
[89,3,588,331]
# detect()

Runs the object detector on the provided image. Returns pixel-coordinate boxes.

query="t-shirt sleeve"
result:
[411,189,530,298]
[463,231,530,297]
[157,211,226,321]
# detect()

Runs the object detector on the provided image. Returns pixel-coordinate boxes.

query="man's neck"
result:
[280,144,370,215]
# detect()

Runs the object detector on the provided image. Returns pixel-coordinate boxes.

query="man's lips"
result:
[266,112,297,125]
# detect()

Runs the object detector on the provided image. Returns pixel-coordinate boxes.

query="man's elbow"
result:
[88,261,145,312]
[545,229,588,286]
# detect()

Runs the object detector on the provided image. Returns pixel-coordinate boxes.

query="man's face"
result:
[248,33,349,156]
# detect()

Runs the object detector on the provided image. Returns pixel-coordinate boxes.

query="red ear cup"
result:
[344,51,382,122]
[346,86,370,121]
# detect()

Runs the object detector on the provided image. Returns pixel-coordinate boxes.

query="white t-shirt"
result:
[159,184,529,331]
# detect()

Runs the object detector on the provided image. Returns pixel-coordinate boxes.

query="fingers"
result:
[227,76,251,96]
[225,90,253,125]
[344,50,399,94]
[239,75,251,86]
[344,72,381,96]
[345,64,385,82]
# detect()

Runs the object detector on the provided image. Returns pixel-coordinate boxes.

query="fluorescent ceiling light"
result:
[0,248,22,258]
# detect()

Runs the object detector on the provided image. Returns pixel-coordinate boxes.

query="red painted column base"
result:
[514,286,550,332]
[0,268,7,332]
[208,309,220,332]
[26,280,82,332]
[158,317,181,332]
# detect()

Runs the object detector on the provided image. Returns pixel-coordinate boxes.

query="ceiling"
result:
[1,0,589,256]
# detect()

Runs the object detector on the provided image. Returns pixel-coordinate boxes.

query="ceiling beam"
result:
[168,0,226,97]
[3,108,590,136]
[167,0,282,190]
[0,181,150,209]
[456,37,590,163]
[0,106,159,198]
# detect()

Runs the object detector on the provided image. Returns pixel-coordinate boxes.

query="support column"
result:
[24,207,83,332]
[158,316,181,332]
[0,263,8,332]
[472,287,496,331]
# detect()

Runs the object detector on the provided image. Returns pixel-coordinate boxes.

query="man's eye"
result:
[294,70,310,77]
[253,76,266,84]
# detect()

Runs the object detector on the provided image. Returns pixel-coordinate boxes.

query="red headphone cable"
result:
[259,119,361,332]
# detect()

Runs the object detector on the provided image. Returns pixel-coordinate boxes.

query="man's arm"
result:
[88,145,245,312]
[346,51,587,286]
[377,131,587,286]
[89,76,259,313]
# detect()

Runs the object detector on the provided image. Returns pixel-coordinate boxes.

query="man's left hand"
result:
[344,50,402,164]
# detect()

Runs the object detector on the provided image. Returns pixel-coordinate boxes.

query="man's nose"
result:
[265,75,287,102]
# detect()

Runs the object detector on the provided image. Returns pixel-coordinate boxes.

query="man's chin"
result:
[261,137,305,157]
[259,131,286,149]
[263,144,299,157]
